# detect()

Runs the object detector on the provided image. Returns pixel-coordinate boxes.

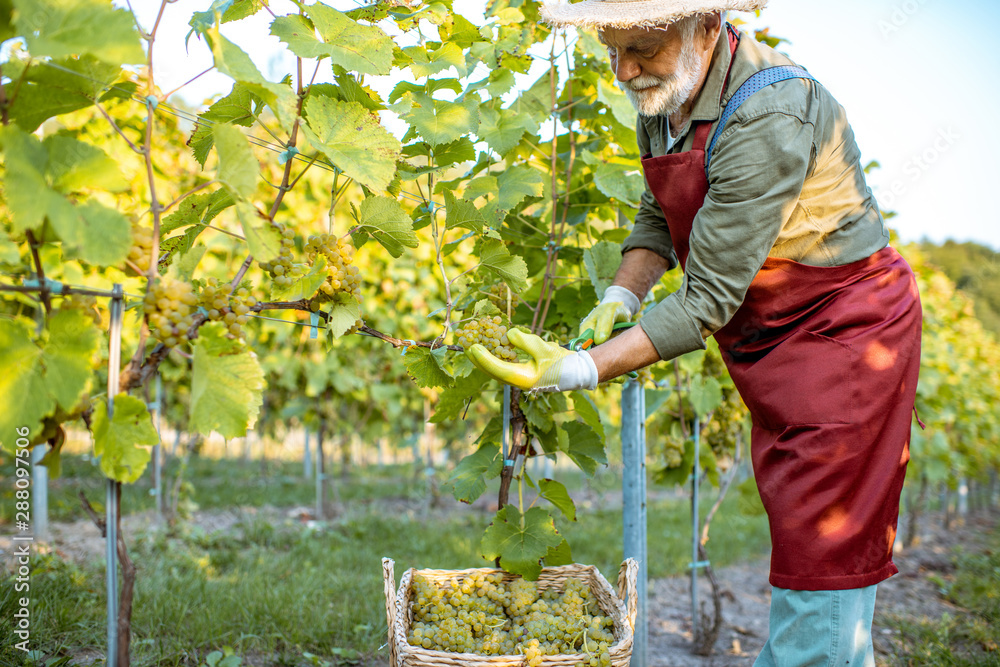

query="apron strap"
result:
[705,65,818,173]
[691,24,741,154]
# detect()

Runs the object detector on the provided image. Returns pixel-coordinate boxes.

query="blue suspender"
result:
[704,66,818,173]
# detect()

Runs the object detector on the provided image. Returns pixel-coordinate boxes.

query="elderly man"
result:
[468,0,922,664]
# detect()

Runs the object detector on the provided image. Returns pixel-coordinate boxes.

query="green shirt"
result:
[622,27,890,362]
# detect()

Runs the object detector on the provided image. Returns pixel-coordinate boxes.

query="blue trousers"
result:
[753,584,877,666]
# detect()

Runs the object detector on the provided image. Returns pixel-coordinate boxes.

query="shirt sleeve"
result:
[620,117,680,270]
[639,111,816,361]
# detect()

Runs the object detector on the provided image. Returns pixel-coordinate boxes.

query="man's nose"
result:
[614,52,641,83]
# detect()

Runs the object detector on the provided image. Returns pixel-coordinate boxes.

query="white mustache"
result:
[620,75,671,92]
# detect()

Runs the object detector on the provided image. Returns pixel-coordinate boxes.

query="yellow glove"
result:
[467,329,598,392]
[580,286,641,344]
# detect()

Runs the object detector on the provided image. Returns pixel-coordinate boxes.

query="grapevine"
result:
[456,316,518,361]
[142,277,198,347]
[408,571,615,666]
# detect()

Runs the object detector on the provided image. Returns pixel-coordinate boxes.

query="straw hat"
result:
[540,0,767,30]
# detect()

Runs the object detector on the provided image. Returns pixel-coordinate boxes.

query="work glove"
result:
[580,285,641,345]
[467,328,598,392]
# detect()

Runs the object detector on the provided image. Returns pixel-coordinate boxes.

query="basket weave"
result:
[383,558,638,667]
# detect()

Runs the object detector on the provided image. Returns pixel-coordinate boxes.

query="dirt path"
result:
[643,512,997,666]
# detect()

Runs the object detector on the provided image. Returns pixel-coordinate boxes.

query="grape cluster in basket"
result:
[408,571,616,667]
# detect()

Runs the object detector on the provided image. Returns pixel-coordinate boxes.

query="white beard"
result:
[618,39,703,117]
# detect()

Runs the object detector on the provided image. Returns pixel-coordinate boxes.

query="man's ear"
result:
[698,12,724,48]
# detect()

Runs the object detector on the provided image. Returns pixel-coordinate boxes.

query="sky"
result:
[126,0,999,250]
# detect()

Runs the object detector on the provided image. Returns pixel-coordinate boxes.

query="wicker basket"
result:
[382,558,638,667]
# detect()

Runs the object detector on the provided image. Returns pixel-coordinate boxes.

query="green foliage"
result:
[480,505,563,580]
[189,323,265,439]
[91,394,158,483]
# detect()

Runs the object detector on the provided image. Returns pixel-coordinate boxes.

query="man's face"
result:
[600,24,703,117]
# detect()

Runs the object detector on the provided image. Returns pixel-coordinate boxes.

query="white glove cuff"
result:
[602,285,641,318]
[557,350,599,392]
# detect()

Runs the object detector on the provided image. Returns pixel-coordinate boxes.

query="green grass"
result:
[0,455,771,666]
[0,453,425,524]
[880,529,1000,666]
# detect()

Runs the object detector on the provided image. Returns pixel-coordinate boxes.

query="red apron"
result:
[641,30,923,590]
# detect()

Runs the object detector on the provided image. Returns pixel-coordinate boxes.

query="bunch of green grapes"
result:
[127,223,153,275]
[455,316,517,361]
[258,223,308,287]
[663,442,684,469]
[199,277,257,338]
[59,293,101,326]
[407,571,615,666]
[143,277,198,347]
[633,367,654,389]
[486,282,520,311]
[304,232,362,307]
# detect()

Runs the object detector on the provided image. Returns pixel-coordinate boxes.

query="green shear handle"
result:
[565,322,639,379]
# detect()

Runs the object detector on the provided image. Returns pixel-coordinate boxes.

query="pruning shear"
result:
[565,322,639,379]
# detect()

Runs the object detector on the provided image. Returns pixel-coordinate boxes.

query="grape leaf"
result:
[404,96,479,147]
[430,369,490,423]
[0,126,66,233]
[597,78,638,128]
[350,196,417,258]
[481,506,562,580]
[478,105,536,157]
[562,421,607,477]
[404,347,454,389]
[205,24,298,131]
[270,255,328,302]
[271,4,393,75]
[161,189,234,235]
[59,201,132,268]
[325,293,362,339]
[43,135,127,193]
[583,241,624,300]
[189,322,265,439]
[689,375,723,418]
[91,395,158,484]
[13,0,145,65]
[0,318,50,453]
[478,238,528,292]
[3,55,119,132]
[403,42,467,78]
[213,123,258,199]
[570,391,605,440]
[188,84,261,166]
[538,478,576,521]
[545,538,573,566]
[44,309,100,412]
[594,160,645,208]
[235,202,281,263]
[444,190,484,233]
[445,442,501,503]
[482,165,545,223]
[302,96,400,193]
